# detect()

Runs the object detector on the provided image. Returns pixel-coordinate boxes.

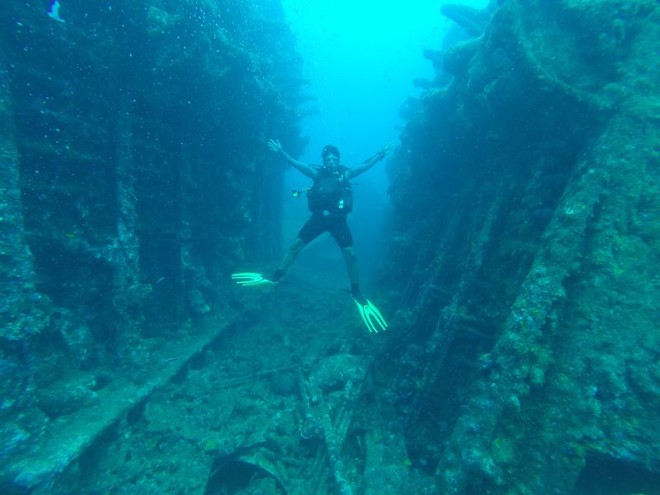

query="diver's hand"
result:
[267,139,283,154]
[374,143,394,162]
[381,143,395,155]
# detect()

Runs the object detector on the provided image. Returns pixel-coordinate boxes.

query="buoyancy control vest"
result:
[307,165,353,215]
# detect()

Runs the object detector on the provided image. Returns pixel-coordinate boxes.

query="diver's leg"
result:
[273,214,322,282]
[273,238,305,281]
[341,246,360,289]
[332,218,363,300]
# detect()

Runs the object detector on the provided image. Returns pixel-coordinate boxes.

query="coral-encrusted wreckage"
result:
[0,0,658,494]
[383,1,660,493]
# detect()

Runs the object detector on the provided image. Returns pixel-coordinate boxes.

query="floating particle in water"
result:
[48,0,65,23]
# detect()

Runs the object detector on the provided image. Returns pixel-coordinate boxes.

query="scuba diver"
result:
[232,139,393,333]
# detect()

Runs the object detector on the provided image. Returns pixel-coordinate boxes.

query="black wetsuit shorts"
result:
[297,212,353,249]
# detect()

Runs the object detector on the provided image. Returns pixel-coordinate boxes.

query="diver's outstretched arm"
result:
[348,143,394,178]
[268,139,317,179]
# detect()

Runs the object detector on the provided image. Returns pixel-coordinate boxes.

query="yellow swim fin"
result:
[354,297,388,333]
[231,272,277,287]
